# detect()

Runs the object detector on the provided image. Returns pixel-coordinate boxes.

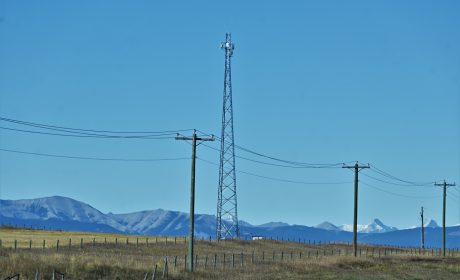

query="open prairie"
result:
[1,228,459,279]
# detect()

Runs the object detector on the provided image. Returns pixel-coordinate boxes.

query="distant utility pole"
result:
[420,207,425,249]
[434,180,456,257]
[176,130,214,272]
[342,162,370,257]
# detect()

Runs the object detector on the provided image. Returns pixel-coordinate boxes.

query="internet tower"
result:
[216,33,239,239]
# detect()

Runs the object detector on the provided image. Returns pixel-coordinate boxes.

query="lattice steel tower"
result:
[216,33,239,239]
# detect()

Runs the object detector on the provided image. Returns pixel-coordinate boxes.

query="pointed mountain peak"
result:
[425,219,439,228]
[316,221,339,231]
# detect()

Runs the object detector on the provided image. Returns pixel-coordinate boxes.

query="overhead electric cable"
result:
[197,157,352,185]
[200,142,343,169]
[361,172,433,187]
[196,129,351,168]
[0,148,189,162]
[369,164,436,186]
[360,181,441,199]
[0,126,177,139]
[0,117,193,134]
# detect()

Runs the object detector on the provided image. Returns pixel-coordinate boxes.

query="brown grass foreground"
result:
[1,228,459,279]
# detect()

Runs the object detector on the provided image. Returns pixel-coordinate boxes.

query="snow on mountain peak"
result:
[337,218,398,233]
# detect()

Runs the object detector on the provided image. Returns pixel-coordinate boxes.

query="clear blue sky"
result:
[0,1,459,229]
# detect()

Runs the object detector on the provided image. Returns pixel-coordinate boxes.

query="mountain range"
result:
[1,196,459,248]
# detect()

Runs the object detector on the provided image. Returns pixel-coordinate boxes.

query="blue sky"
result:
[0,1,459,229]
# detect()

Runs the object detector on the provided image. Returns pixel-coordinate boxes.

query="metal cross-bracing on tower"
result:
[217,33,239,239]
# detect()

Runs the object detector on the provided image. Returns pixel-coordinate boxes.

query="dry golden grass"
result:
[1,228,459,279]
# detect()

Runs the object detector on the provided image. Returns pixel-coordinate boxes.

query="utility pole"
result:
[420,207,425,249]
[434,180,456,257]
[343,162,370,257]
[176,130,214,272]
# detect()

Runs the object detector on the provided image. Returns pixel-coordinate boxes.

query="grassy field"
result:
[1,228,459,279]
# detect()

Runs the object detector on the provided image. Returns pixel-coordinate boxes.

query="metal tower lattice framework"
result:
[217,33,239,239]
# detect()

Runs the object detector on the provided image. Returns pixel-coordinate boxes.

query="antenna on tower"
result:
[216,33,240,239]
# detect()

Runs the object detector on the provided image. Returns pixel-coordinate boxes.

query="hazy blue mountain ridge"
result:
[1,196,459,248]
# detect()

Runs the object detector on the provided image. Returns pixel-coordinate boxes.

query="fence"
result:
[3,246,460,279]
[0,236,189,251]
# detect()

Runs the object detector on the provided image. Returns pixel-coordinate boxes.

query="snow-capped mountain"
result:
[340,218,398,233]
[316,219,398,233]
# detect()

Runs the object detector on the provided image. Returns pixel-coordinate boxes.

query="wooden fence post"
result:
[56,239,59,251]
[29,240,32,250]
[14,239,17,251]
[80,238,83,249]
[43,240,46,250]
[162,257,168,278]
[151,264,157,280]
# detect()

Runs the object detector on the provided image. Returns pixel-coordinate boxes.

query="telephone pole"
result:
[176,130,214,272]
[342,162,370,257]
[434,180,456,257]
[420,207,425,249]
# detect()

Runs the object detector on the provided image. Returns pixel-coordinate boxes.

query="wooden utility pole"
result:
[343,162,370,257]
[434,180,456,257]
[176,130,214,272]
[420,207,425,249]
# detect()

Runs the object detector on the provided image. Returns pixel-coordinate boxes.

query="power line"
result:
[0,116,193,134]
[0,147,189,162]
[361,172,433,187]
[0,126,177,139]
[369,164,436,186]
[200,142,343,169]
[197,157,351,185]
[361,181,441,199]
[197,129,351,168]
